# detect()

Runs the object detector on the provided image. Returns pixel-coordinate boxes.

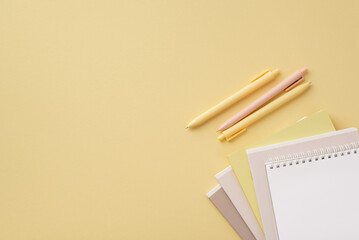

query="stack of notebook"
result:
[207,110,359,240]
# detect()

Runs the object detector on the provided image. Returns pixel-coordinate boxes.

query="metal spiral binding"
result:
[267,141,359,170]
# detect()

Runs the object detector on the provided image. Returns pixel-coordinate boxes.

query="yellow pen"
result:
[186,69,280,129]
[218,82,312,141]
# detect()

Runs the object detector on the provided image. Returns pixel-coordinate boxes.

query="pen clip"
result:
[227,128,247,141]
[284,76,304,91]
[250,70,270,83]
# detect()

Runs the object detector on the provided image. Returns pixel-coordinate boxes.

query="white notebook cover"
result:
[246,128,359,240]
[216,167,265,240]
[266,141,359,239]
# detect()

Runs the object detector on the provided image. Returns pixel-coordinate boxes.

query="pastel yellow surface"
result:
[1,0,359,239]
[227,111,335,229]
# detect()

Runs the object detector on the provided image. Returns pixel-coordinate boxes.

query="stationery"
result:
[247,128,359,240]
[215,167,265,240]
[265,140,359,239]
[218,82,311,141]
[186,69,279,128]
[207,185,256,240]
[218,68,307,132]
[227,110,336,228]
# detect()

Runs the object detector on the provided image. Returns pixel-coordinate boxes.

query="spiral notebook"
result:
[247,128,359,240]
[228,110,335,229]
[266,140,359,239]
[265,140,359,240]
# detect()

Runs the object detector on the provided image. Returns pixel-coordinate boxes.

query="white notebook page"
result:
[266,148,359,240]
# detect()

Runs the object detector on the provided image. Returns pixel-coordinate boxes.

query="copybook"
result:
[207,185,255,240]
[248,128,359,240]
[215,167,264,240]
[227,111,335,228]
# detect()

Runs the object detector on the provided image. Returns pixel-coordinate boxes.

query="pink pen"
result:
[217,68,308,132]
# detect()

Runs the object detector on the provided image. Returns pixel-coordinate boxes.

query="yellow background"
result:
[1,0,358,239]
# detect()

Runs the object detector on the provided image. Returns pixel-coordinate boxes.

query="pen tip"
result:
[216,130,220,132]
[185,126,189,129]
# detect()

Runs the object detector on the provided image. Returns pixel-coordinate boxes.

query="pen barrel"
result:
[219,71,304,131]
[188,70,278,128]
[222,82,311,140]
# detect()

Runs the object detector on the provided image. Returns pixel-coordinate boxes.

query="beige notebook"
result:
[207,185,255,240]
[247,128,359,240]
[215,167,264,240]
